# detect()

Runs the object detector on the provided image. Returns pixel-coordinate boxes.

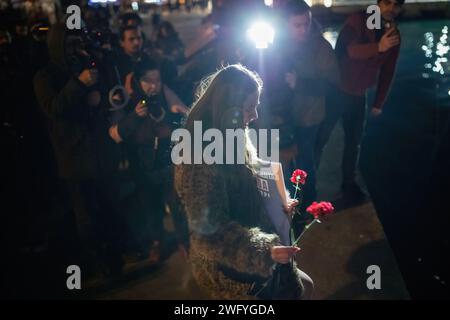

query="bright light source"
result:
[264,0,273,7]
[131,1,139,11]
[324,0,333,8]
[304,0,312,6]
[247,22,275,49]
[89,0,116,3]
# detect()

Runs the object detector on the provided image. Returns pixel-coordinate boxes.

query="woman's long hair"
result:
[185,64,262,166]
[186,64,262,131]
[184,64,266,227]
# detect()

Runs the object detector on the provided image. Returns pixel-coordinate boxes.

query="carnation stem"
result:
[292,219,318,247]
[293,182,300,200]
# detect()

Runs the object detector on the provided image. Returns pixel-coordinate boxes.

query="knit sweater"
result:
[174,163,304,299]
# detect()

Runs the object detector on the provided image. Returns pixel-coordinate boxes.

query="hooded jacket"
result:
[33,24,119,179]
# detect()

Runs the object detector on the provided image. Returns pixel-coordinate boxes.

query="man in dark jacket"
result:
[115,25,145,83]
[263,0,339,209]
[114,25,177,89]
[34,23,126,280]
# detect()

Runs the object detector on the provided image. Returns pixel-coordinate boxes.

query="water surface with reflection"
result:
[325,19,449,114]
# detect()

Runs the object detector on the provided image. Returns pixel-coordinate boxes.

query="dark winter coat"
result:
[33,24,119,179]
[262,21,339,128]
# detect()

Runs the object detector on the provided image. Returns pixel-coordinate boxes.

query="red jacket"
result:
[335,12,400,110]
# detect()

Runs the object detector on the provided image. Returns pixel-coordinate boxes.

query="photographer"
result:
[33,23,126,283]
[115,24,178,91]
[109,58,188,264]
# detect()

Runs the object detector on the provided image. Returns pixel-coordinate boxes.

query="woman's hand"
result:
[271,246,301,264]
[283,198,299,220]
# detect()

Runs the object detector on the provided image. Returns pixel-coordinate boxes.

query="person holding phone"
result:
[108,58,187,265]
[34,24,126,282]
[315,0,404,201]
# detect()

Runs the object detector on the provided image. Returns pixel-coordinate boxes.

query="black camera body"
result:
[79,28,104,69]
[69,27,114,72]
[143,94,160,109]
[140,95,184,130]
[140,94,164,120]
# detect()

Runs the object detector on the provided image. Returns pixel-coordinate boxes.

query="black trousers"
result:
[66,177,126,274]
[316,88,367,187]
[131,174,166,251]
[295,125,320,210]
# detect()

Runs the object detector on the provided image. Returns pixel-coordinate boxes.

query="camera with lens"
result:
[140,94,184,130]
[78,27,106,69]
[84,27,113,50]
[68,26,113,72]
[141,94,164,120]
[144,94,160,109]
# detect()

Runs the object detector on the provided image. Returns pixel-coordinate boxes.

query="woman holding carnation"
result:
[174,64,313,299]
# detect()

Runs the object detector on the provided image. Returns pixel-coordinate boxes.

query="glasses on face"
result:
[140,75,160,84]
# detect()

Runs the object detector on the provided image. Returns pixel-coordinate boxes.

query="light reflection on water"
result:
[423,25,449,79]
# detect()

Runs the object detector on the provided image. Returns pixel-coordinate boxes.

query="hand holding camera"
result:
[78,68,99,87]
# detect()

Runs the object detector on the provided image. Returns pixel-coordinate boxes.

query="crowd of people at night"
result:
[1,0,404,298]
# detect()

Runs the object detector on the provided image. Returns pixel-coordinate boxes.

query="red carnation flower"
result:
[290,169,308,185]
[306,201,335,219]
